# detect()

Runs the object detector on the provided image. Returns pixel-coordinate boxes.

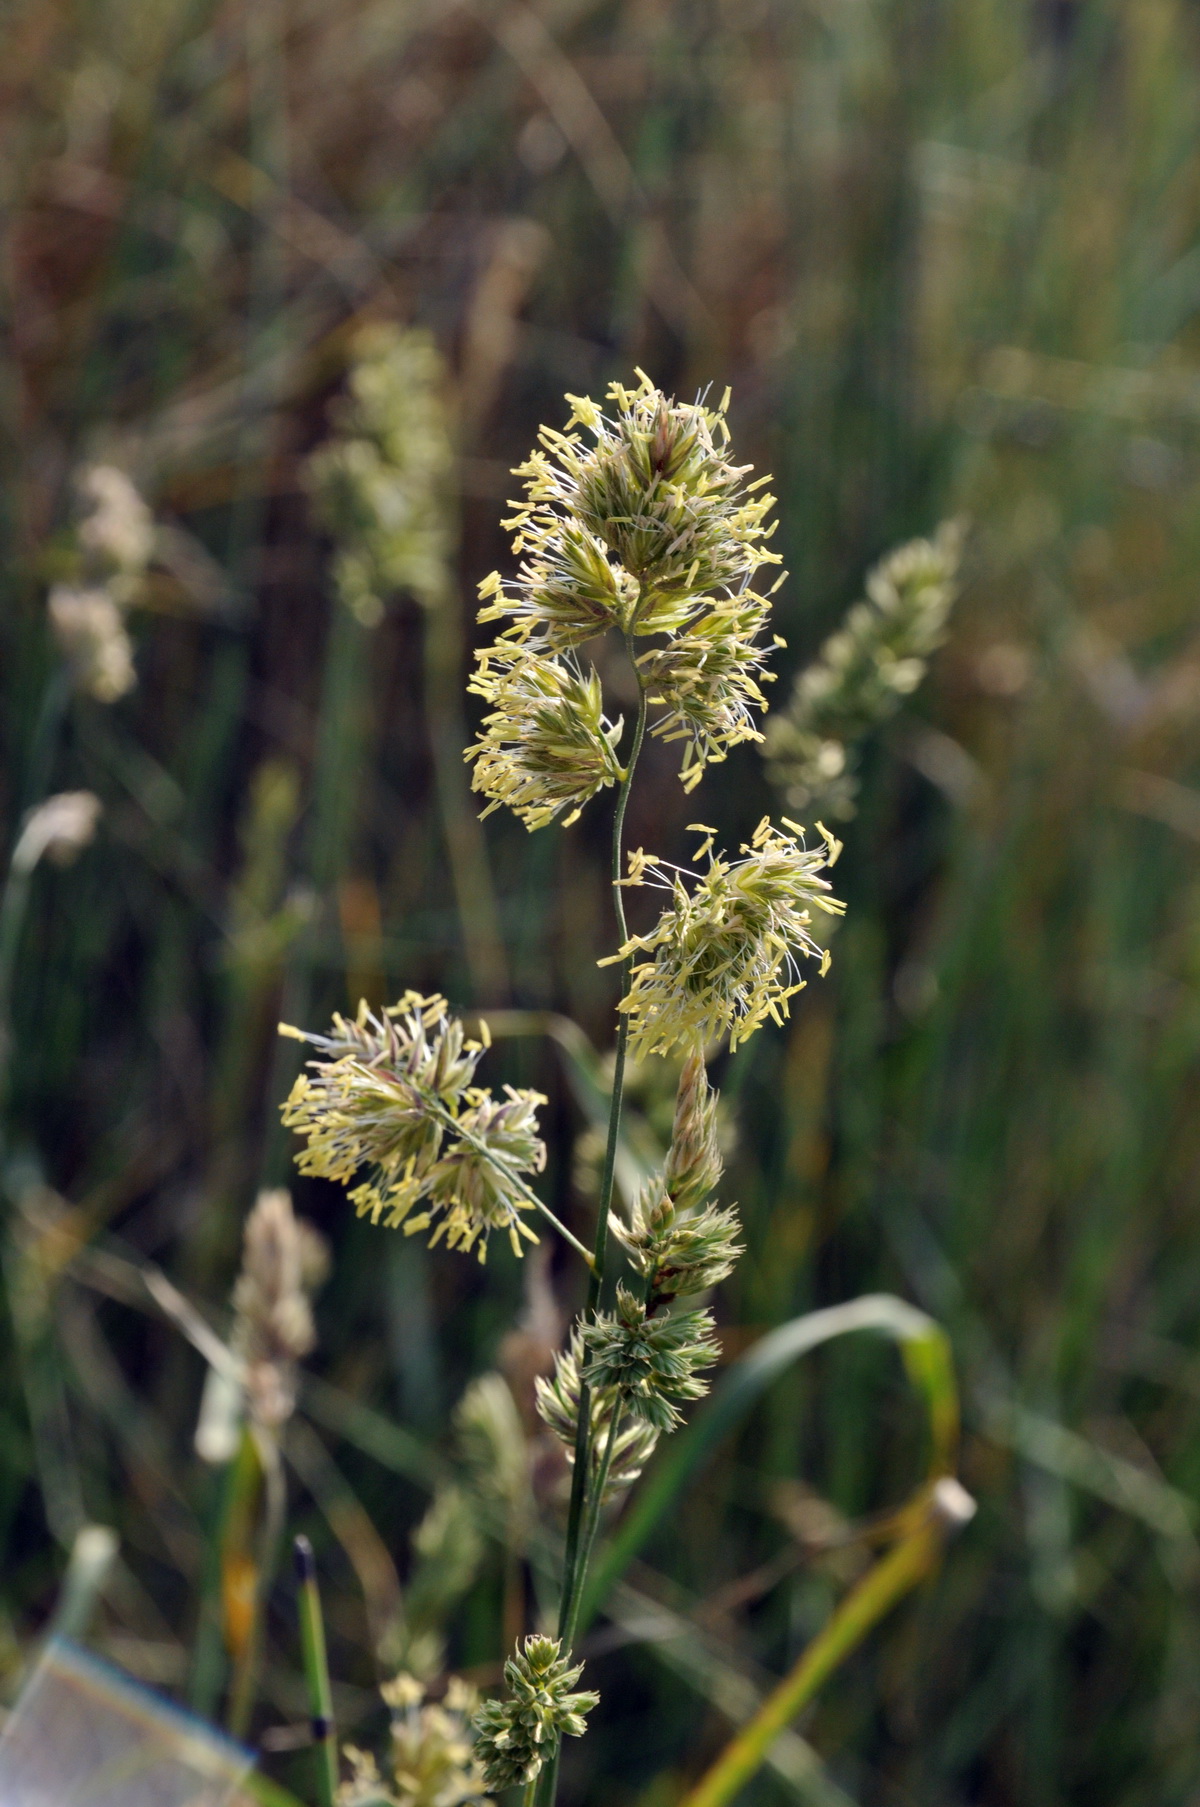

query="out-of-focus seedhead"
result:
[231,1188,328,1430]
[765,520,965,819]
[339,1672,491,1807]
[307,325,456,626]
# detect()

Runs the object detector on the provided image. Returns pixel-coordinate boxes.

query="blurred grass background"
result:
[5,0,1200,1801]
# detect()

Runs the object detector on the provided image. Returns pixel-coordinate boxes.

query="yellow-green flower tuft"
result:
[604,819,845,1056]
[279,994,546,1261]
[465,650,625,830]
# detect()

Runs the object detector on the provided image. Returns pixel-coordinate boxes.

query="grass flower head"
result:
[479,370,781,651]
[472,1636,597,1792]
[604,819,845,1056]
[581,1284,720,1432]
[466,650,625,829]
[280,993,546,1261]
[535,1325,660,1500]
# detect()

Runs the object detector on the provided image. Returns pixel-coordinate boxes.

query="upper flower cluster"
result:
[467,373,785,826]
[279,993,546,1262]
[604,819,845,1056]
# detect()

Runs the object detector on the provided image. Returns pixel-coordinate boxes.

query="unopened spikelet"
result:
[765,519,965,819]
[581,1285,720,1432]
[662,1052,723,1210]
[609,1053,742,1300]
[605,820,845,1057]
[279,993,546,1261]
[611,1184,743,1305]
[466,651,625,830]
[472,1636,598,1792]
[307,325,455,626]
[535,1326,660,1499]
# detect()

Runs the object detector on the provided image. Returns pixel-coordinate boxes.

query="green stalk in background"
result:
[293,1535,338,1807]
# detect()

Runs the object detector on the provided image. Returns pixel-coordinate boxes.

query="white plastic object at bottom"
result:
[0,1638,254,1806]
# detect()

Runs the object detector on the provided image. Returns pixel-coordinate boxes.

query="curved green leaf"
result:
[579,1292,957,1631]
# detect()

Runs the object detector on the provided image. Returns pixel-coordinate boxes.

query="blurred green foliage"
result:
[4,0,1200,1802]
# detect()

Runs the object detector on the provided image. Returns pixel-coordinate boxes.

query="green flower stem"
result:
[564,1403,623,1648]
[294,1535,339,1807]
[541,643,649,1807]
[588,636,650,1311]
[678,1513,942,1807]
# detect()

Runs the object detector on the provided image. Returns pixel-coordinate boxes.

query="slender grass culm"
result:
[279,374,847,1804]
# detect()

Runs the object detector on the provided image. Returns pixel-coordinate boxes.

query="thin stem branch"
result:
[563,1403,623,1649]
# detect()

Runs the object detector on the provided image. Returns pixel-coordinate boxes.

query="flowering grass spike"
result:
[471,1636,597,1792]
[468,371,786,825]
[466,651,625,828]
[280,993,546,1261]
[606,818,845,1056]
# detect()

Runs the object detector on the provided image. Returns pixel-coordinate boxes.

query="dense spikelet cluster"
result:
[466,372,785,825]
[230,1189,328,1430]
[472,1636,598,1791]
[338,1674,491,1807]
[279,993,546,1261]
[534,1325,660,1499]
[306,325,455,626]
[466,650,625,828]
[48,465,156,702]
[765,520,965,819]
[580,1285,720,1433]
[610,1056,743,1304]
[605,819,845,1056]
